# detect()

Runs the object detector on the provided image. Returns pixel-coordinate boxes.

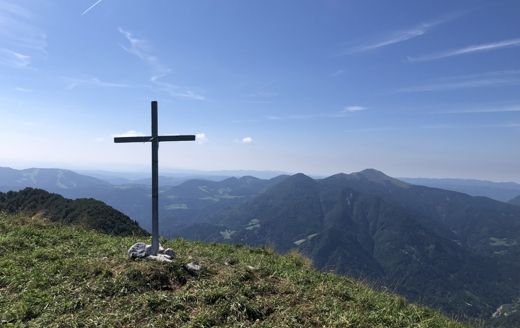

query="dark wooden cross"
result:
[114,101,195,255]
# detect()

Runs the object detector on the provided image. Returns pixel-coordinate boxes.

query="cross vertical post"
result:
[151,101,159,255]
[114,101,196,256]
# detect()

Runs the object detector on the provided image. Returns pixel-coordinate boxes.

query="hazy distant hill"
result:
[0,167,112,199]
[0,188,146,236]
[182,169,520,322]
[0,167,287,234]
[78,169,288,185]
[401,177,520,202]
[156,175,288,235]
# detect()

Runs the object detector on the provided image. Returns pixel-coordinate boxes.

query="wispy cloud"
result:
[344,122,520,133]
[433,104,520,114]
[118,27,204,100]
[0,1,32,18]
[397,70,520,92]
[0,48,31,68]
[408,38,520,62]
[64,77,131,89]
[422,123,520,129]
[81,0,104,15]
[118,27,169,76]
[150,75,205,100]
[346,14,458,54]
[0,1,47,67]
[268,106,368,121]
[343,105,367,112]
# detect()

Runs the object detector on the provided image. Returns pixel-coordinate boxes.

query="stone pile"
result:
[128,242,176,262]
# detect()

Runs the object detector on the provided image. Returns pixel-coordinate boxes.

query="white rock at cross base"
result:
[146,254,173,262]
[128,242,148,258]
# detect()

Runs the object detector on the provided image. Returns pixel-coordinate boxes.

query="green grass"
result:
[0,211,468,327]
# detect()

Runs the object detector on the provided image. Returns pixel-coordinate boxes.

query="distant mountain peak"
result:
[289,172,314,181]
[355,168,388,178]
[238,175,261,183]
[352,169,410,188]
[274,173,316,190]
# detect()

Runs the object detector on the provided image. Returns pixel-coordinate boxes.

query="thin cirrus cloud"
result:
[64,77,131,89]
[346,13,458,54]
[118,27,205,101]
[118,27,169,76]
[0,1,46,69]
[421,123,520,129]
[0,1,47,61]
[81,0,104,15]
[267,106,367,121]
[432,104,520,114]
[344,121,520,133]
[408,38,520,62]
[397,70,520,92]
[343,105,367,112]
[0,48,31,68]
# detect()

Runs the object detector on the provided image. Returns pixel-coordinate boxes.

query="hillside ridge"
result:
[0,188,147,236]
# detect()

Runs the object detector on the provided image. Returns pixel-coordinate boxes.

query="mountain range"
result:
[1,166,519,325]
[172,169,520,322]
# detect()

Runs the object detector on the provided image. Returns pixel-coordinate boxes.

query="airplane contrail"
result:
[81,0,104,15]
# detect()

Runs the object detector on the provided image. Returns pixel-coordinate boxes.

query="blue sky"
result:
[0,0,519,181]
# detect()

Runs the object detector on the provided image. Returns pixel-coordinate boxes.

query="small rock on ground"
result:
[185,262,201,272]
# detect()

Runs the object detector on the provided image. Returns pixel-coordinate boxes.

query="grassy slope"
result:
[0,212,468,328]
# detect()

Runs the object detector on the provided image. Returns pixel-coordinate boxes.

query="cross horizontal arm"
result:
[114,136,152,143]
[158,135,196,142]
[114,135,196,143]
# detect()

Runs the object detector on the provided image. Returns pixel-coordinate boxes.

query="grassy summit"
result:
[0,212,467,327]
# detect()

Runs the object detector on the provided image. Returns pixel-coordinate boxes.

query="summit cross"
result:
[114,101,195,255]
